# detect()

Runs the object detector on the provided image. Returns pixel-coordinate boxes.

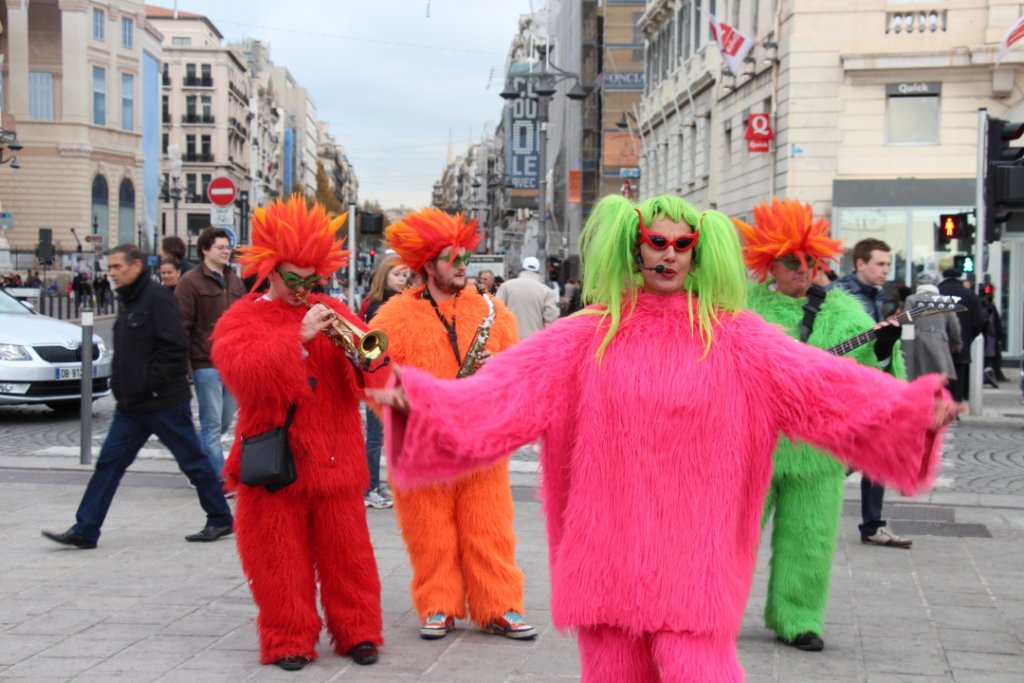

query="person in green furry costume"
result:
[735,199,905,653]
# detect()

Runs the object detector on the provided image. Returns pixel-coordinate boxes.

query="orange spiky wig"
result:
[384,208,481,273]
[733,198,843,282]
[237,195,349,287]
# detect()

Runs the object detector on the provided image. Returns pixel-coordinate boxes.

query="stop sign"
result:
[207,176,237,206]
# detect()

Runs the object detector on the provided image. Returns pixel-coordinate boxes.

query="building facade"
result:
[637,0,1024,358]
[1,0,159,262]
[147,6,251,257]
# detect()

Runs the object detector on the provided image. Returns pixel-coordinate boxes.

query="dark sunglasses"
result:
[776,254,815,272]
[635,208,699,252]
[276,268,321,290]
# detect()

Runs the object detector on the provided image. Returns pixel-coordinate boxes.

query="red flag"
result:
[999,15,1024,63]
[704,10,754,74]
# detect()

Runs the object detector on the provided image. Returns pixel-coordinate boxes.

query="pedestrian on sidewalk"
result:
[174,227,246,483]
[212,197,386,671]
[371,208,536,642]
[495,256,559,340]
[372,194,962,682]
[831,239,915,549]
[737,199,901,653]
[904,272,961,383]
[42,244,233,551]
[361,255,409,509]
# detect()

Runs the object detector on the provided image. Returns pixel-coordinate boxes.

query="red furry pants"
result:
[392,463,524,626]
[577,626,743,683]
[234,485,383,664]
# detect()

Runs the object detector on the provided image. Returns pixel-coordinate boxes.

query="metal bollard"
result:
[80,299,94,465]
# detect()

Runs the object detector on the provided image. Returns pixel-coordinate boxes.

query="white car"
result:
[0,288,112,411]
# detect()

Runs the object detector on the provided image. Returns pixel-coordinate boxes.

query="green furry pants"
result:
[761,473,845,640]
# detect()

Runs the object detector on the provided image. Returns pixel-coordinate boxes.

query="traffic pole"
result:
[348,203,357,307]
[970,109,987,417]
[79,299,94,465]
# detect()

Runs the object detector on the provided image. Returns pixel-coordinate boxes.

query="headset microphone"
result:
[640,264,667,274]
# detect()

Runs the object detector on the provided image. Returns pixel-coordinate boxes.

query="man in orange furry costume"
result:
[211,196,386,671]
[370,208,537,641]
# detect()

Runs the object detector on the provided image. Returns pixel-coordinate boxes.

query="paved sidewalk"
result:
[1,382,1023,681]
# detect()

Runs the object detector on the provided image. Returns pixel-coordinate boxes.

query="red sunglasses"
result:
[635,208,700,252]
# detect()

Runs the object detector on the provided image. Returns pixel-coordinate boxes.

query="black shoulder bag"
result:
[240,404,297,492]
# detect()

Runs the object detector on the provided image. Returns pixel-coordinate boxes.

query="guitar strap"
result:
[799,284,827,343]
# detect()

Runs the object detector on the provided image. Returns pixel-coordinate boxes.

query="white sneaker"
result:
[861,526,912,549]
[364,488,393,509]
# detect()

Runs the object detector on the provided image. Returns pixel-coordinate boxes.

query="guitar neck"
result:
[824,312,910,356]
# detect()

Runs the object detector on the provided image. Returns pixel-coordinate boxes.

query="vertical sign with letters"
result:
[504,63,540,208]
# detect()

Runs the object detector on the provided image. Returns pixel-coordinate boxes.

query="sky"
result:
[190,0,538,210]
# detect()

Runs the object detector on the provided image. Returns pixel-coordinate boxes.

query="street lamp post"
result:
[500,58,589,281]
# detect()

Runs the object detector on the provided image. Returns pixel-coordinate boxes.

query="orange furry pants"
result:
[234,485,383,664]
[392,462,524,626]
[577,626,743,683]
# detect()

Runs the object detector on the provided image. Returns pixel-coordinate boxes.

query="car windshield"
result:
[0,289,34,314]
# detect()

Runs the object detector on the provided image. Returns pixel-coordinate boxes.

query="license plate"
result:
[56,367,82,380]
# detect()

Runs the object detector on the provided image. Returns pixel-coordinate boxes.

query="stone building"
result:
[637,0,1024,358]
[1,0,161,262]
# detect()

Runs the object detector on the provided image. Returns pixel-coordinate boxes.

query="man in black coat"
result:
[938,268,988,402]
[42,244,233,549]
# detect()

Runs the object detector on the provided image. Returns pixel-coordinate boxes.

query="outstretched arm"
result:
[373,318,587,489]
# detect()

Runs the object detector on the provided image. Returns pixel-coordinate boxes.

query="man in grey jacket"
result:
[495,256,559,340]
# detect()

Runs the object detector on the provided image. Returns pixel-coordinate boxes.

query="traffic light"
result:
[953,254,976,275]
[37,228,54,263]
[985,116,1024,243]
[368,249,376,264]
[936,213,968,250]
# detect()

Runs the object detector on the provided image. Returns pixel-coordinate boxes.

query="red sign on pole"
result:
[567,170,582,204]
[207,176,237,206]
[744,113,774,153]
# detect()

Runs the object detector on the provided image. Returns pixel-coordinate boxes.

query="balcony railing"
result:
[183,153,215,163]
[182,114,215,124]
[183,76,214,88]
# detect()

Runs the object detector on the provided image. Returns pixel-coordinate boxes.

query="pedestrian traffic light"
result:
[368,249,376,264]
[937,213,969,250]
[953,254,975,275]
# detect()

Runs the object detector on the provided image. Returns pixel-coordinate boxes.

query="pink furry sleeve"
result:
[739,313,946,495]
[385,317,585,489]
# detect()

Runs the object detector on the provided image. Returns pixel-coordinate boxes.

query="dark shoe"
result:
[273,656,310,671]
[41,529,96,549]
[185,523,233,542]
[785,632,825,652]
[348,641,379,665]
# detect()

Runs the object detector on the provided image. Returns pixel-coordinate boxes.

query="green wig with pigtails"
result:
[578,193,748,359]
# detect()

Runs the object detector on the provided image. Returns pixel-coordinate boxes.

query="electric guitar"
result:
[824,295,965,357]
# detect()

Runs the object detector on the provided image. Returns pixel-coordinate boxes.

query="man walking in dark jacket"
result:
[42,244,233,549]
[938,268,988,402]
[175,227,246,478]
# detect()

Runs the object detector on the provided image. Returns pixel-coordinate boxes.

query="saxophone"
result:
[456,292,496,378]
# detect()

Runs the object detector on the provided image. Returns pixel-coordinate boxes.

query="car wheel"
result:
[45,400,82,413]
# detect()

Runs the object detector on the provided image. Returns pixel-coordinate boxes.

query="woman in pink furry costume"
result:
[371,194,962,682]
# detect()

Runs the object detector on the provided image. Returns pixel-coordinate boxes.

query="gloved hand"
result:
[874,322,901,363]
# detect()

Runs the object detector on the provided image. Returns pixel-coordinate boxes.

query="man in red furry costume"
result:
[370,208,537,641]
[211,196,386,671]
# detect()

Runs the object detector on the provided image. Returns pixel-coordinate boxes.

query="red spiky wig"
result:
[384,208,481,273]
[733,198,843,282]
[237,195,349,288]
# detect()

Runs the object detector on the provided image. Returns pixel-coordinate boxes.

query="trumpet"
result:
[294,290,389,363]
